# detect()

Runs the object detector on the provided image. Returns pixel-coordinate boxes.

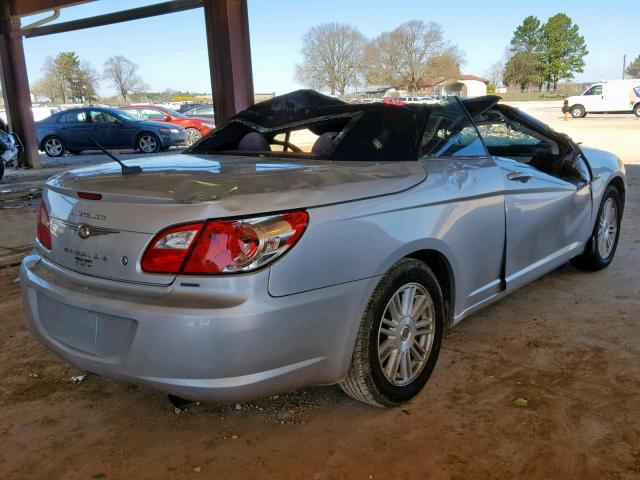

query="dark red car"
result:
[121,105,215,146]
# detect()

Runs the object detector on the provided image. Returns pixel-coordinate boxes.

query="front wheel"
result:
[634,104,640,118]
[340,258,444,407]
[185,128,202,147]
[571,185,622,271]
[137,133,160,153]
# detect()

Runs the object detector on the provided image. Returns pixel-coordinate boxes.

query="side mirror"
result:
[165,115,172,121]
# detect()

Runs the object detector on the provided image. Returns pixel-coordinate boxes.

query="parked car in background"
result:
[400,96,438,104]
[178,102,208,113]
[22,90,625,408]
[383,97,406,106]
[121,105,215,146]
[182,104,215,119]
[36,107,186,157]
[563,79,640,118]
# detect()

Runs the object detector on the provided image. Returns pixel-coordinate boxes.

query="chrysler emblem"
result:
[78,224,92,239]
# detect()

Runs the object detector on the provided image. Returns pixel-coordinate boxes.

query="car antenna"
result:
[92,140,142,175]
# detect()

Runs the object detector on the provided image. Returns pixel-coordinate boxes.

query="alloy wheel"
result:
[186,129,202,146]
[139,135,158,153]
[597,197,618,259]
[45,138,63,156]
[377,282,435,386]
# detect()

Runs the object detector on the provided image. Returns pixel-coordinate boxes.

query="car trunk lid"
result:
[42,153,426,284]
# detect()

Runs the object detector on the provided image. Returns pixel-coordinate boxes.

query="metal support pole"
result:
[203,0,254,125]
[0,3,41,168]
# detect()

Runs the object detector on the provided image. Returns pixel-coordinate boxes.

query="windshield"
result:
[157,106,186,118]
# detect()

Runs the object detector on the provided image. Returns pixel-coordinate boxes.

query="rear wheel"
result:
[43,136,65,157]
[571,185,622,271]
[185,128,202,146]
[138,133,160,153]
[339,258,444,407]
[570,105,586,118]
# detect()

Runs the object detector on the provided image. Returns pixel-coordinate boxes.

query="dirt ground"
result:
[0,106,639,479]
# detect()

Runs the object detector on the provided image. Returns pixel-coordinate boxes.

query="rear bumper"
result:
[20,253,376,402]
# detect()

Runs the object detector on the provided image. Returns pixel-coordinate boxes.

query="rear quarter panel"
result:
[268,157,507,321]
[35,122,57,145]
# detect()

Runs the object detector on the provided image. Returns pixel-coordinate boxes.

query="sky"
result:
[21,0,639,97]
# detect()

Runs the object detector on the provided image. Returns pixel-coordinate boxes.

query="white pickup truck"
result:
[563,80,640,118]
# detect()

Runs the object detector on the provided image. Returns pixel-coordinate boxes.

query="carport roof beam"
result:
[20,0,204,38]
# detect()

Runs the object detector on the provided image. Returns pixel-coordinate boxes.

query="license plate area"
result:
[37,293,137,358]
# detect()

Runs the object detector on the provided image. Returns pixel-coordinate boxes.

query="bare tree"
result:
[365,30,403,86]
[365,21,463,91]
[103,55,146,102]
[393,21,449,91]
[295,23,367,95]
[485,61,505,87]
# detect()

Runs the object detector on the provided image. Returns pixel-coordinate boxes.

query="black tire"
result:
[0,161,4,181]
[42,136,66,157]
[339,258,444,407]
[634,104,640,118]
[137,132,160,153]
[571,185,622,271]
[570,105,586,118]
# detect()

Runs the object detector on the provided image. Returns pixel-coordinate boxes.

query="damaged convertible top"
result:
[190,89,501,162]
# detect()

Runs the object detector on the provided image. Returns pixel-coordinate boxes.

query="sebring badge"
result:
[78,224,92,239]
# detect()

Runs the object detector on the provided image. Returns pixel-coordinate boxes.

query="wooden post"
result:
[203,0,254,125]
[0,2,41,168]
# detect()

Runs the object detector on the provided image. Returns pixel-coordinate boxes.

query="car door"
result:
[88,110,136,148]
[421,98,507,315]
[477,109,592,291]
[580,84,605,112]
[58,110,92,149]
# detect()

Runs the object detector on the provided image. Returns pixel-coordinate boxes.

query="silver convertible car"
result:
[21,91,625,407]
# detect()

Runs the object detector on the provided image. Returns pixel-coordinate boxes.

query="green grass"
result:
[492,91,570,101]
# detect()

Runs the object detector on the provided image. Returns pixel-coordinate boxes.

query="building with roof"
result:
[427,75,490,97]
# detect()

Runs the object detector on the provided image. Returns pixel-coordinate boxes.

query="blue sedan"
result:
[36,107,187,157]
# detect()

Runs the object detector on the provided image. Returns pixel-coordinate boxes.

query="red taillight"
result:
[37,202,52,249]
[141,211,309,275]
[77,191,102,200]
[140,222,204,273]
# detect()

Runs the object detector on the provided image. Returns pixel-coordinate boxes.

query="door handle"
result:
[507,171,532,183]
